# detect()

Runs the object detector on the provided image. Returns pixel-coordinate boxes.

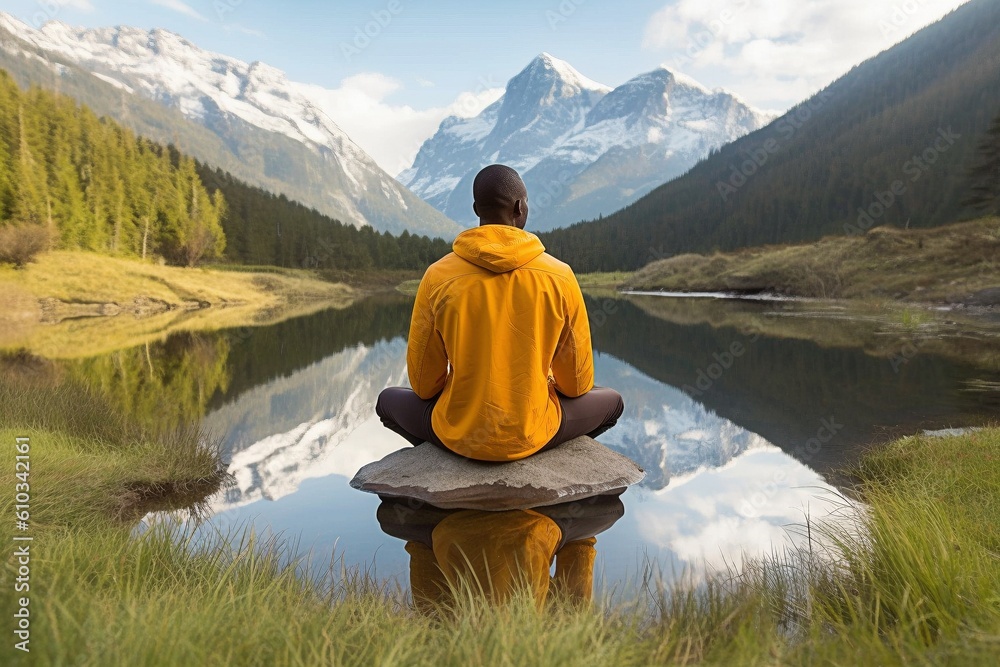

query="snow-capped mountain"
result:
[0,13,461,238]
[400,53,774,231]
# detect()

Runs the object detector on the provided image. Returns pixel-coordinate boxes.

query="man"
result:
[375,164,623,461]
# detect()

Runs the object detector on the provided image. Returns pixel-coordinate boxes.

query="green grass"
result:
[627,217,1000,303]
[2,377,998,665]
[575,272,634,289]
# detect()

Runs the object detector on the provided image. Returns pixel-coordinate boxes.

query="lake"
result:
[48,293,1000,591]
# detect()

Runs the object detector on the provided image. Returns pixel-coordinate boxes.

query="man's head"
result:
[472,164,529,229]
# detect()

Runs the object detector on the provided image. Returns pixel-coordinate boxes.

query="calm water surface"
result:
[112,294,1000,589]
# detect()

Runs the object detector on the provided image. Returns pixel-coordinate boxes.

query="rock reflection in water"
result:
[376,495,625,611]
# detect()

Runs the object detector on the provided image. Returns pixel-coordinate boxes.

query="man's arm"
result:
[407,275,448,399]
[551,273,595,398]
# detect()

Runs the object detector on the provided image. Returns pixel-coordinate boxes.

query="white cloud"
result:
[304,74,503,177]
[632,448,857,577]
[150,0,208,22]
[643,0,968,110]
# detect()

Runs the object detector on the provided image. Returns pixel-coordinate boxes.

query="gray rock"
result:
[350,436,645,511]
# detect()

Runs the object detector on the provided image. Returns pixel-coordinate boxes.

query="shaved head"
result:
[472,164,529,228]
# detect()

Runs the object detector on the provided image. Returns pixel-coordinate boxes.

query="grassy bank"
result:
[2,374,998,665]
[0,251,354,358]
[627,217,1000,304]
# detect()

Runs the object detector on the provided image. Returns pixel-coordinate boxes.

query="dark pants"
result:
[375,386,625,456]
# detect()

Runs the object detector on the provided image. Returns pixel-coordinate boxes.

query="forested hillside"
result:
[0,70,452,271]
[541,0,1000,271]
[0,70,225,266]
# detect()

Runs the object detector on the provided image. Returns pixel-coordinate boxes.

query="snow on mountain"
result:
[594,354,770,491]
[203,338,410,512]
[400,53,775,231]
[0,13,461,238]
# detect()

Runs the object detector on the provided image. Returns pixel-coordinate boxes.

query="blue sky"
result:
[2,0,969,173]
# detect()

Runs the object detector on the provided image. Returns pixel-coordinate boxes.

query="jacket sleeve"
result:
[551,273,595,398]
[407,275,449,399]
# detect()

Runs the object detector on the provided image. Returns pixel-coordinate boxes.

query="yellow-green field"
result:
[0,251,354,358]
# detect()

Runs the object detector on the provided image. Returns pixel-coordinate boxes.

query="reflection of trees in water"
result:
[3,295,414,438]
[0,349,64,387]
[210,294,413,408]
[588,296,1000,474]
[63,332,232,433]
[0,348,229,521]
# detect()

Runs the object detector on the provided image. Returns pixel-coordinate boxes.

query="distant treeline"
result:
[0,68,452,270]
[540,0,1000,272]
[195,164,451,271]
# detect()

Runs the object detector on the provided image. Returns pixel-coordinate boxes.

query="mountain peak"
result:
[645,65,713,94]
[404,52,770,230]
[519,52,611,94]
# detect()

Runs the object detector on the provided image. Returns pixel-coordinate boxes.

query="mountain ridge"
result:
[540,0,1000,271]
[0,13,462,239]
[401,53,773,231]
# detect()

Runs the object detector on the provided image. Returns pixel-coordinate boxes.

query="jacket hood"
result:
[452,225,546,273]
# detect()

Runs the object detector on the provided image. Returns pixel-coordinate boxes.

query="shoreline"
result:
[0,250,355,358]
[620,288,1000,317]
[621,217,1000,309]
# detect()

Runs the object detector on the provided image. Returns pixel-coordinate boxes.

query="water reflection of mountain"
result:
[204,337,409,509]
[204,329,774,505]
[192,292,1000,508]
[595,354,769,490]
[589,296,1000,476]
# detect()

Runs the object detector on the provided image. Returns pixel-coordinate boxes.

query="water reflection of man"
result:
[376,164,624,461]
[376,495,625,611]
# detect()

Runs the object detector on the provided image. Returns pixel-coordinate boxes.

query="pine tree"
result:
[12,101,48,226]
[168,157,226,266]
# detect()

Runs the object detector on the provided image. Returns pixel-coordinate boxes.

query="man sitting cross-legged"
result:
[375,164,623,461]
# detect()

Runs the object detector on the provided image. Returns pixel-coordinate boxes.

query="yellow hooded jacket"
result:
[407,224,594,461]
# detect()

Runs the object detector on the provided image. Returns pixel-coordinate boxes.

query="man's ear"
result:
[513,200,523,216]
[472,202,480,218]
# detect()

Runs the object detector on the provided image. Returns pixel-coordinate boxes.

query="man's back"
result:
[407,224,594,461]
